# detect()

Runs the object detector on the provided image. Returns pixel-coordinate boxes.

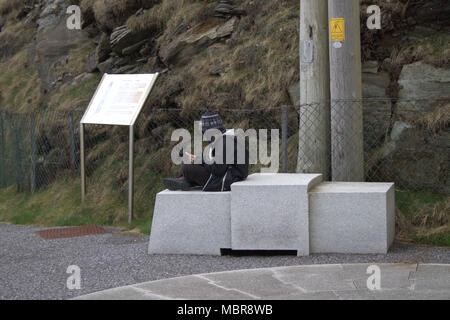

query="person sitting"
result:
[163,111,249,191]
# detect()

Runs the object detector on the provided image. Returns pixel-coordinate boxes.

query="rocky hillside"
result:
[1,0,448,188]
[0,0,448,241]
[0,0,448,112]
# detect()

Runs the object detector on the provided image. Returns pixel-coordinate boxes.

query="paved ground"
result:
[0,223,449,300]
[75,263,450,300]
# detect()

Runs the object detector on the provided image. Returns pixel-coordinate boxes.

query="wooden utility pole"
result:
[297,0,330,178]
[328,0,364,181]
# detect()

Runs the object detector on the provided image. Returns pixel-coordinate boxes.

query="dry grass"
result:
[396,204,449,244]
[413,198,449,229]
[0,49,42,112]
[144,0,299,110]
[0,14,36,62]
[420,104,450,132]
[0,0,23,16]
[126,0,217,38]
[390,34,450,70]
[395,190,450,245]
[386,30,450,97]
[53,42,95,79]
[391,45,426,67]
[92,0,159,31]
[47,73,101,111]
[394,101,450,133]
[80,0,95,11]
[0,7,42,112]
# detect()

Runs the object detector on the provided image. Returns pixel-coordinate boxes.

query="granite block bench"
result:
[309,182,395,254]
[148,190,231,255]
[230,173,323,256]
[148,174,395,256]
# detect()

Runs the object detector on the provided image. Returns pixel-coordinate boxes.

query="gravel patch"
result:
[0,223,448,300]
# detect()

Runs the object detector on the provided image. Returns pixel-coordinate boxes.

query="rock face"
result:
[410,0,450,30]
[96,33,112,63]
[362,71,392,150]
[390,121,412,142]
[374,62,450,193]
[110,25,150,55]
[32,0,89,91]
[97,57,115,74]
[287,82,300,108]
[362,60,379,74]
[82,24,157,75]
[398,62,450,101]
[215,0,246,19]
[397,62,450,117]
[59,72,95,91]
[86,33,112,72]
[160,17,237,67]
[378,121,449,194]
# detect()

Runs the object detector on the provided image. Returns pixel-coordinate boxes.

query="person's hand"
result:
[186,152,196,164]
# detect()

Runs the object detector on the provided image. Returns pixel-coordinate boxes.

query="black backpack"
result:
[203,133,249,192]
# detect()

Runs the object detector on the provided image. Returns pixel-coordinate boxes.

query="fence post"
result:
[30,113,36,194]
[80,123,86,202]
[281,105,288,173]
[69,111,76,180]
[14,116,22,192]
[1,111,6,188]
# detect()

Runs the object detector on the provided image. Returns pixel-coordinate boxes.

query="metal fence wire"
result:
[0,97,448,215]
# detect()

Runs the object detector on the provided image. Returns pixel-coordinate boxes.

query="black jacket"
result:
[202,130,249,192]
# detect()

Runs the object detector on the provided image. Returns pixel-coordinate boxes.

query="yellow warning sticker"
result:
[330,18,345,42]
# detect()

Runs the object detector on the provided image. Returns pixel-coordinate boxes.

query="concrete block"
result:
[309,182,395,254]
[231,173,323,256]
[148,190,231,255]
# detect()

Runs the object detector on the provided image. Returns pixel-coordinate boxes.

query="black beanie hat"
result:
[201,111,225,134]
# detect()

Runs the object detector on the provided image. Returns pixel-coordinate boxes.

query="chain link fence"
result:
[296,98,448,195]
[0,97,448,222]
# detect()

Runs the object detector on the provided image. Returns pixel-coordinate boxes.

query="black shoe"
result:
[163,177,192,191]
